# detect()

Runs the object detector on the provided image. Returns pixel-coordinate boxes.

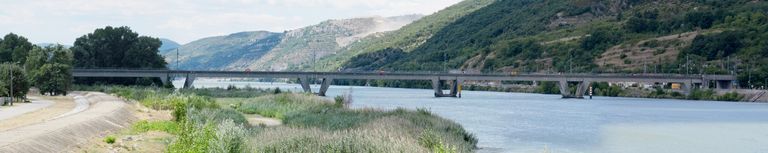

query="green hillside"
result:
[341,0,768,88]
[158,38,181,54]
[166,31,283,70]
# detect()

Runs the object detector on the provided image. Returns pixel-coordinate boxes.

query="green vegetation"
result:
[26,45,74,95]
[0,63,30,103]
[86,85,476,153]
[0,33,33,64]
[230,93,476,152]
[169,31,282,70]
[303,0,498,71]
[72,26,167,86]
[330,0,768,89]
[104,135,116,144]
[130,120,180,134]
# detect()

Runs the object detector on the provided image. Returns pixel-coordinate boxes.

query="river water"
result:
[179,79,768,153]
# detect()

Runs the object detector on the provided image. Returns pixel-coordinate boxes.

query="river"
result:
[178,79,768,153]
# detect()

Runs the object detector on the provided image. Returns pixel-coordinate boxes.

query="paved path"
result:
[0,92,136,153]
[0,98,53,121]
[52,94,90,119]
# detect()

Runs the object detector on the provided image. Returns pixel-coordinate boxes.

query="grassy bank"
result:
[80,86,477,153]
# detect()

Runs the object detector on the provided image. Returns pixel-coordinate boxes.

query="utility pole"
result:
[443,52,447,72]
[686,55,690,76]
[8,64,13,106]
[176,48,180,70]
[748,62,753,89]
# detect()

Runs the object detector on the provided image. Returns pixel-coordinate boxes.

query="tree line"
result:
[2,26,168,103]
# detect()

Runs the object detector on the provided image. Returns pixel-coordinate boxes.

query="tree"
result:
[0,33,34,64]
[0,80,7,100]
[72,26,166,69]
[0,63,30,102]
[71,26,167,85]
[27,45,73,95]
[36,63,72,96]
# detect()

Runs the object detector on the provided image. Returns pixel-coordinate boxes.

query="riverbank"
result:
[76,86,477,152]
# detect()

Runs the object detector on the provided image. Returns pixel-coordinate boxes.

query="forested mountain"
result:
[158,38,181,54]
[338,0,768,88]
[165,31,283,70]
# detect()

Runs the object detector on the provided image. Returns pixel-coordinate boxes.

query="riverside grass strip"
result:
[83,86,477,153]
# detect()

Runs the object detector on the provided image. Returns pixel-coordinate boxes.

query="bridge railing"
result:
[72,68,734,79]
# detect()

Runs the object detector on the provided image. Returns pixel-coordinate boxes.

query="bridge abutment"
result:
[716,80,734,90]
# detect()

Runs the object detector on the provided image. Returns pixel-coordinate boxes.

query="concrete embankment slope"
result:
[0,92,136,153]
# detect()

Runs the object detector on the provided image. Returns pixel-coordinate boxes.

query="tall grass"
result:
[239,93,477,153]
[237,93,333,119]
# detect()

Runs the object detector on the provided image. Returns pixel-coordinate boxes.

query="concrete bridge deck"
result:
[72,69,738,98]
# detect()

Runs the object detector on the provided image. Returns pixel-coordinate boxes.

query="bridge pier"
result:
[432,78,461,98]
[298,77,312,93]
[159,76,170,86]
[451,79,463,98]
[558,80,591,99]
[318,78,333,96]
[575,81,591,98]
[183,74,196,89]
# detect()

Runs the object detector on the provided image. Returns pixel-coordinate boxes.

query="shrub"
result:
[716,92,744,101]
[188,108,249,126]
[167,120,216,153]
[238,93,333,119]
[104,135,116,144]
[209,119,250,153]
[131,120,179,134]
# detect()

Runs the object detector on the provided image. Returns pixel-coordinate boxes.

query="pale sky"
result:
[0,0,462,45]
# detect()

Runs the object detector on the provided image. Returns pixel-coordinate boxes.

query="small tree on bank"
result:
[0,63,30,102]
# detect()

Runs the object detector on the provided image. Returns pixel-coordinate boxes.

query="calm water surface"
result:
[180,79,768,153]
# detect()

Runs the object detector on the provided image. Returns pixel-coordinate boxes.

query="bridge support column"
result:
[159,76,170,87]
[681,82,693,95]
[702,80,711,89]
[432,78,444,97]
[449,79,463,98]
[558,80,572,98]
[574,81,591,99]
[183,76,196,89]
[298,77,312,93]
[318,78,333,96]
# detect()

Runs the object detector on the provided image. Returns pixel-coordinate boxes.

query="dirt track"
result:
[0,92,136,153]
